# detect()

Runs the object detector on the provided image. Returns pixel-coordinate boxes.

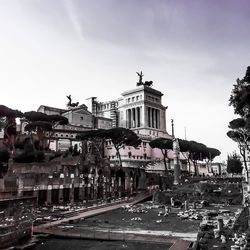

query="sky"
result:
[0,0,250,162]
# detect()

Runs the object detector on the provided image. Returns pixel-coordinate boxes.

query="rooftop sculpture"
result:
[136,71,153,87]
[66,94,79,107]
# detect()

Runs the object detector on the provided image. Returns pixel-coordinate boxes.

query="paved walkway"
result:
[169,240,192,250]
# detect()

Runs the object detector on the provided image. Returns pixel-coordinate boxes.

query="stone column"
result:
[17,178,23,198]
[173,138,181,185]
[102,177,106,199]
[130,177,134,195]
[141,106,145,127]
[33,187,39,204]
[111,177,115,197]
[157,110,160,129]
[148,107,152,127]
[69,184,74,204]
[94,176,98,200]
[135,107,138,128]
[47,185,52,204]
[151,108,155,128]
[126,109,129,128]
[87,183,91,200]
[128,109,131,128]
[125,176,130,195]
[139,107,142,127]
[79,182,85,201]
[131,108,135,127]
[118,177,122,198]
[59,185,64,204]
[155,109,158,129]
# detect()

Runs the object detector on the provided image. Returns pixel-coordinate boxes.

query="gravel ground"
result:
[63,202,200,234]
[32,238,171,250]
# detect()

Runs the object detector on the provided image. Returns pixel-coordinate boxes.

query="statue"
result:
[136,71,144,86]
[136,71,153,87]
[66,94,79,107]
[144,81,153,87]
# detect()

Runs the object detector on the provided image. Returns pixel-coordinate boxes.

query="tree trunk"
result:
[181,152,191,174]
[240,146,248,181]
[162,149,168,176]
[114,145,122,167]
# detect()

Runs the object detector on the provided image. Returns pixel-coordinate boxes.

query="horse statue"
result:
[66,95,79,107]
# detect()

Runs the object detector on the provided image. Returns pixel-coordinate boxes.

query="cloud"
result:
[62,0,83,40]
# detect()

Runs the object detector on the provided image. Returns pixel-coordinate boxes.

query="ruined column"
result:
[93,175,98,200]
[69,184,74,204]
[173,138,181,185]
[59,185,64,204]
[125,176,130,195]
[102,177,106,199]
[110,176,115,197]
[130,177,134,195]
[118,177,122,198]
[79,182,85,201]
[17,178,23,198]
[33,187,39,204]
[47,185,52,204]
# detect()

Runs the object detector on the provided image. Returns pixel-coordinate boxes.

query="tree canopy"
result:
[149,137,173,173]
[76,127,141,166]
[229,66,250,117]
[178,139,220,175]
[227,66,250,177]
[149,137,220,175]
[0,105,23,151]
[0,105,23,119]
[227,152,243,175]
[24,111,68,150]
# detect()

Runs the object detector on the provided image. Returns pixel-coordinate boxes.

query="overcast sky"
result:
[0,0,249,162]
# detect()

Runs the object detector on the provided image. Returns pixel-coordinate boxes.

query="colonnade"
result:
[36,172,140,205]
[126,107,142,128]
[147,107,160,129]
[126,106,161,129]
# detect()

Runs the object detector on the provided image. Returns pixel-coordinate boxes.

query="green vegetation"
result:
[149,137,172,174]
[227,66,250,176]
[77,127,141,166]
[227,152,243,175]
[149,138,220,176]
